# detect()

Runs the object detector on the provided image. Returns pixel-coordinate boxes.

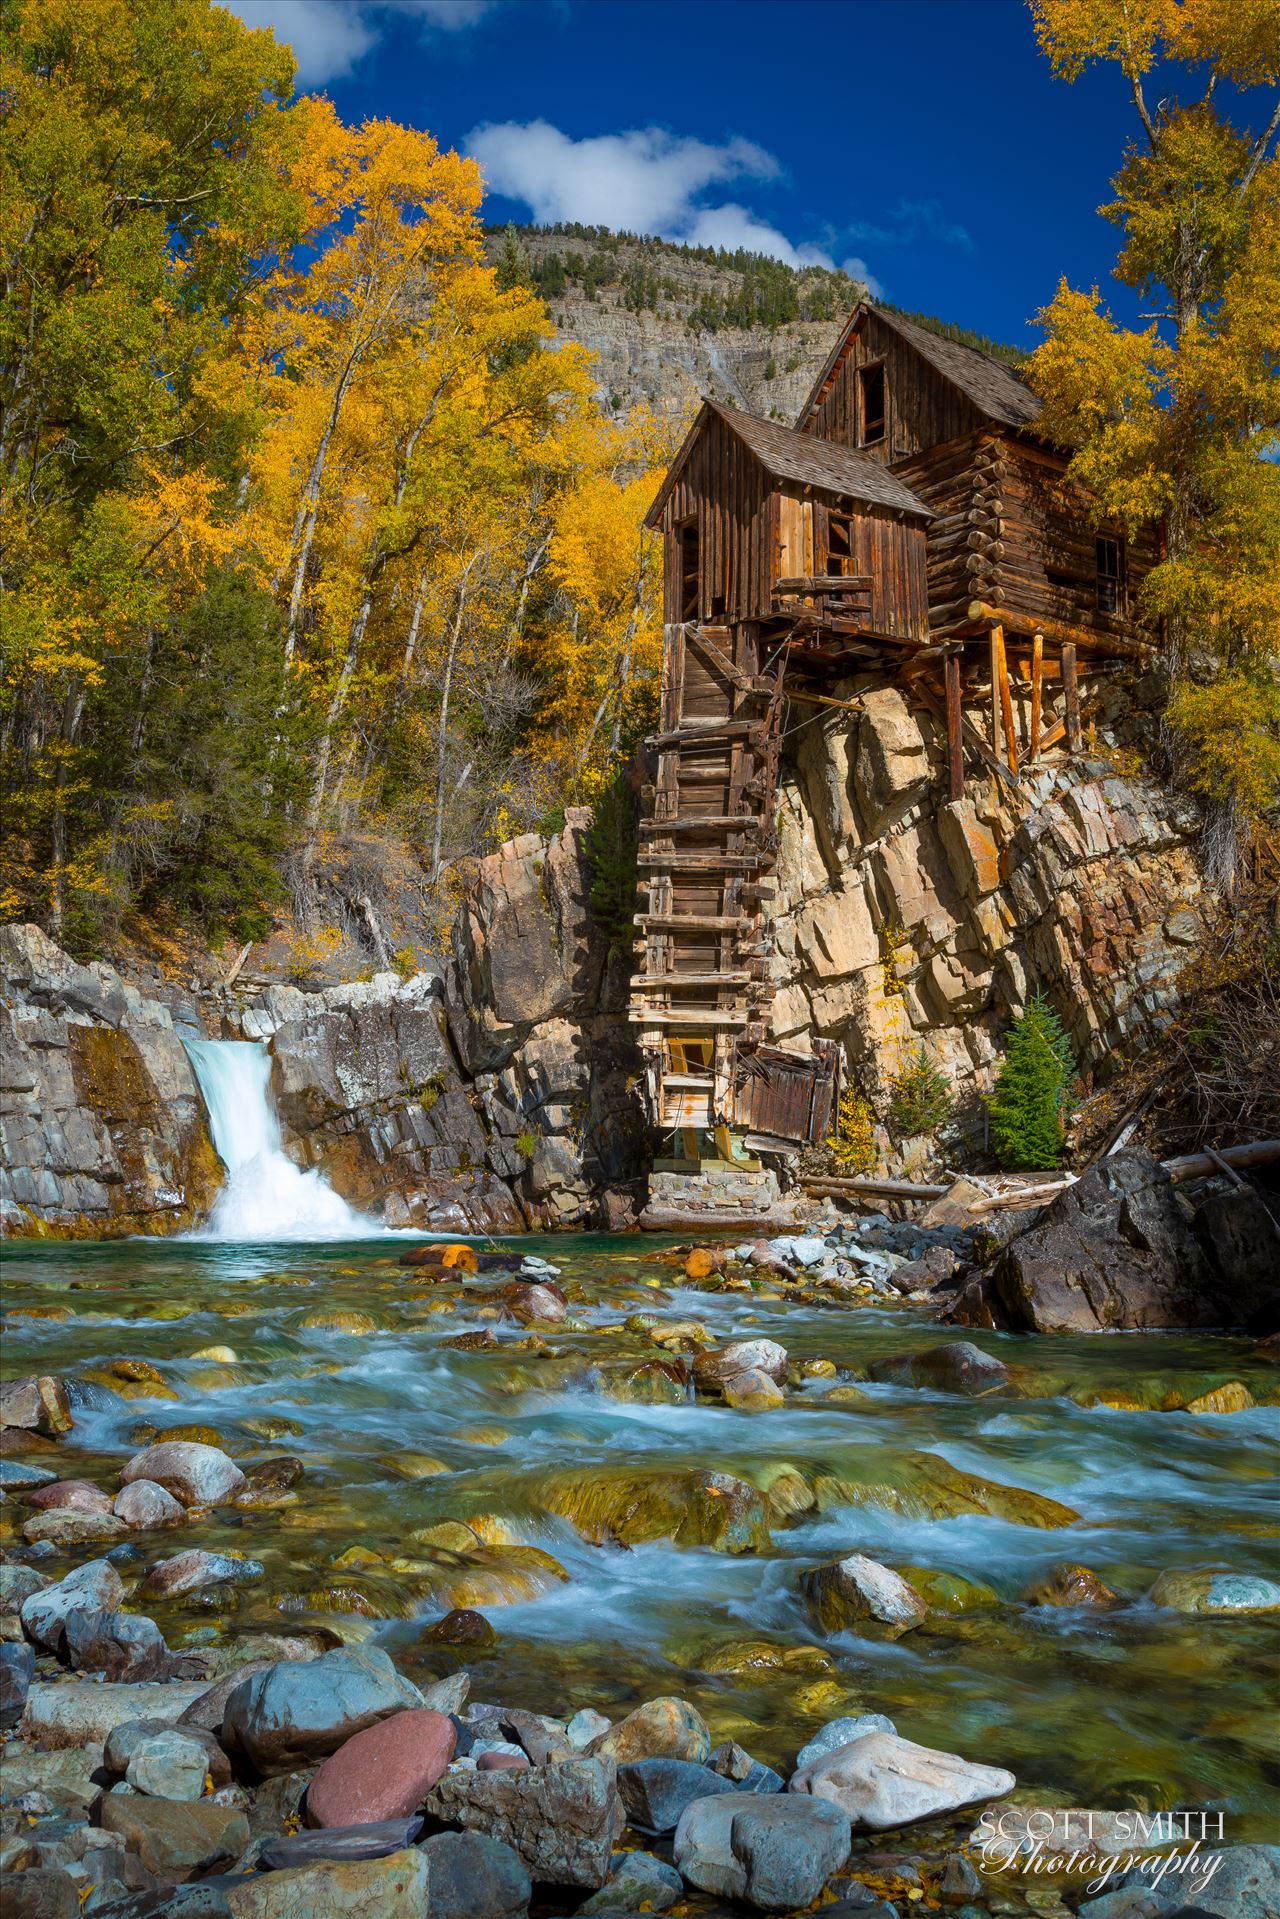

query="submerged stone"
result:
[812,1450,1079,1528]
[1147,1568,1280,1613]
[801,1554,929,1636]
[534,1465,770,1553]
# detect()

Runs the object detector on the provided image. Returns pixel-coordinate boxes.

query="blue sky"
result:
[224,0,1184,348]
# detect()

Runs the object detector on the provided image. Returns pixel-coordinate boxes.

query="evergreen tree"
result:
[889,1044,953,1136]
[584,772,638,952]
[987,992,1075,1170]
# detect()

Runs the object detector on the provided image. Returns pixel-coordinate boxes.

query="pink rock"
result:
[28,1479,113,1514]
[476,1750,530,1772]
[114,1479,186,1530]
[306,1709,457,1829]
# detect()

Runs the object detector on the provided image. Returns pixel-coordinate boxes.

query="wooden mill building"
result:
[633,302,1159,1155]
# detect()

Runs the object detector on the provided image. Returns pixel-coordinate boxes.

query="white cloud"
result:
[466,120,858,275]
[841,255,885,300]
[222,0,499,85]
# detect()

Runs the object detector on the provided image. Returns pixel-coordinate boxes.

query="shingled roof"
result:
[797,303,1042,434]
[644,399,933,528]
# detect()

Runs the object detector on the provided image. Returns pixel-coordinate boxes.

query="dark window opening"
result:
[826,512,853,575]
[1096,536,1125,615]
[858,363,886,445]
[677,518,699,621]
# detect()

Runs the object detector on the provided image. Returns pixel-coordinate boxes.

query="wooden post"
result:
[992,623,1017,774]
[989,626,1002,765]
[1029,630,1043,760]
[1062,641,1081,752]
[944,649,964,801]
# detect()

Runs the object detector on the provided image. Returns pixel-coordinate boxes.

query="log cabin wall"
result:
[800,309,988,463]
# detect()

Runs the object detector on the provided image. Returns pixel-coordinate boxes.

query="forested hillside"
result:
[0,1,669,969]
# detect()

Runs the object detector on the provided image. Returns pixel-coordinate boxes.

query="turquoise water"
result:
[3,1233,1277,1839]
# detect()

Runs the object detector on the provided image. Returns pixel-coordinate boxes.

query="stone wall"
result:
[769,677,1206,1174]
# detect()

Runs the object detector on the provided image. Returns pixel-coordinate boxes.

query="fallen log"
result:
[1162,1139,1280,1184]
[800,1177,951,1202]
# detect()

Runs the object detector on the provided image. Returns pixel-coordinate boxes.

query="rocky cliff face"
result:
[770,680,1205,1172]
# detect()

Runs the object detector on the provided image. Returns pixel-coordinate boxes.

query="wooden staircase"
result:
[629,621,788,1134]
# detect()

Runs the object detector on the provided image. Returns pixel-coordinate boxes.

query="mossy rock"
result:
[813,1450,1079,1529]
[746,1461,815,1521]
[695,1637,835,1677]
[899,1566,1002,1612]
[533,1465,770,1554]
[239,1415,305,1442]
[1147,1568,1280,1614]
[296,1308,382,1334]
[404,1545,570,1611]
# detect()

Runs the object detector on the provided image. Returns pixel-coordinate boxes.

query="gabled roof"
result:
[643,399,933,529]
[796,303,1042,435]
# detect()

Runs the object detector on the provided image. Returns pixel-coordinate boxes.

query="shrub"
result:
[515,1130,537,1160]
[826,1086,876,1175]
[987,992,1074,1170]
[889,1044,953,1136]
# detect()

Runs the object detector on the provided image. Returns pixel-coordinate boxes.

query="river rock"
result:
[674,1790,851,1911]
[223,1646,422,1775]
[588,1695,711,1765]
[126,1727,216,1801]
[535,1465,770,1553]
[801,1554,929,1636]
[868,1341,1010,1396]
[114,1478,187,1529]
[142,1549,265,1600]
[723,1368,787,1410]
[708,1740,784,1793]
[121,1442,246,1507]
[177,1659,297,1735]
[26,1477,113,1512]
[20,1680,210,1753]
[424,1607,495,1647]
[694,1339,788,1386]
[566,1707,611,1749]
[794,1716,897,1772]
[226,1848,429,1917]
[1023,1563,1122,1608]
[417,1830,532,1919]
[0,1563,48,1608]
[20,1556,124,1650]
[2,1869,81,1919]
[423,1754,624,1889]
[0,1641,36,1727]
[305,1707,456,1827]
[1146,1568,1280,1613]
[1083,1844,1280,1919]
[496,1280,567,1324]
[0,1375,73,1435]
[99,1794,249,1881]
[21,1506,127,1548]
[260,1818,424,1869]
[63,1608,171,1680]
[0,1459,59,1489]
[476,1749,529,1772]
[579,1847,684,1913]
[790,1731,1014,1831]
[618,1757,739,1833]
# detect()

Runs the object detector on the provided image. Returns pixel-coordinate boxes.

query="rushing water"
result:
[3,1229,1277,1838]
[184,1039,374,1241]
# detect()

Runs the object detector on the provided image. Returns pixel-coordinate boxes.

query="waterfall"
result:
[185,1038,373,1241]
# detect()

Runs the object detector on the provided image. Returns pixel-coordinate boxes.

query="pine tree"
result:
[889,1044,953,1137]
[987,992,1075,1170]
[584,773,638,953]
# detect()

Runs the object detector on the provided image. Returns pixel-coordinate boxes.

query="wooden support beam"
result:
[638,815,764,835]
[989,624,1003,767]
[637,852,766,873]
[1029,629,1044,760]
[636,913,749,932]
[1062,642,1082,751]
[787,689,866,716]
[967,600,1155,660]
[992,622,1018,774]
[944,650,964,801]
[627,1008,750,1027]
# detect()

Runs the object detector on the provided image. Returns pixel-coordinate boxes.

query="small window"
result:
[858,363,886,445]
[677,518,699,621]
[826,512,853,575]
[1096,536,1125,614]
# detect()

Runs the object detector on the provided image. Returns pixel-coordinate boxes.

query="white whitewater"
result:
[185,1038,372,1240]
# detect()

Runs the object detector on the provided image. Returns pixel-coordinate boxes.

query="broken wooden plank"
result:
[944,650,964,801]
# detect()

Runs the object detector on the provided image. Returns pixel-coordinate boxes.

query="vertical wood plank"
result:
[945,649,964,801]
[1029,629,1043,759]
[1062,641,1081,751]
[993,622,1017,774]
[989,625,1003,764]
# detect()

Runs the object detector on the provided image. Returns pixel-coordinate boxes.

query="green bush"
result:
[987,992,1074,1170]
[889,1044,953,1136]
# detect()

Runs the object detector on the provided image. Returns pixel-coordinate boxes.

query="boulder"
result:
[422,1755,624,1889]
[0,1458,60,1488]
[305,1708,456,1827]
[800,1554,929,1636]
[674,1790,851,1912]
[121,1441,246,1507]
[27,1477,113,1512]
[1078,1844,1280,1919]
[794,1716,897,1773]
[114,1479,187,1529]
[534,1466,770,1554]
[1022,1564,1122,1608]
[417,1830,532,1919]
[0,1641,36,1728]
[20,1557,124,1651]
[0,1375,73,1436]
[19,1680,210,1753]
[21,1507,127,1548]
[99,1795,249,1882]
[0,1562,48,1607]
[588,1696,711,1766]
[619,1757,738,1833]
[1,1869,81,1919]
[708,1740,784,1793]
[967,1151,1278,1333]
[141,1549,265,1600]
[579,1847,684,1913]
[63,1608,171,1680]
[790,1730,1014,1831]
[722,1369,787,1410]
[223,1647,422,1776]
[1146,1568,1280,1614]
[868,1340,1010,1396]
[126,1727,217,1801]
[694,1339,788,1387]
[224,1847,429,1917]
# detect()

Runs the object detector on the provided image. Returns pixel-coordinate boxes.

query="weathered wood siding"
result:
[660,407,774,625]
[802,310,987,463]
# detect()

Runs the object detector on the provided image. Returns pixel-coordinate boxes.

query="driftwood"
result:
[1162,1139,1280,1183]
[800,1176,951,1202]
